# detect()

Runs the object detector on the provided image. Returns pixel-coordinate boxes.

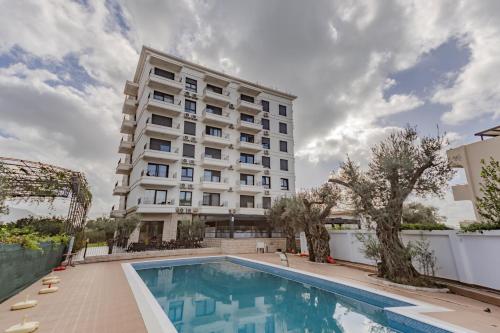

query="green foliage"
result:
[460,222,500,232]
[84,215,140,243]
[0,225,68,250]
[407,239,437,277]
[177,218,204,241]
[400,223,452,231]
[12,216,65,236]
[0,165,8,215]
[354,233,381,262]
[402,202,445,225]
[476,158,500,224]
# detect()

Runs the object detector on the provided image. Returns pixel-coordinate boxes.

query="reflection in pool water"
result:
[137,261,405,333]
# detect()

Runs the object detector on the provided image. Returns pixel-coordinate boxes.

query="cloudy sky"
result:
[1,0,499,225]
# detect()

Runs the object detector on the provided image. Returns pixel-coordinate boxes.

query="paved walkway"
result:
[1,253,499,333]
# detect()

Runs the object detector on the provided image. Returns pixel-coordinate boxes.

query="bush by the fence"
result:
[400,223,453,231]
[461,222,500,232]
[0,242,65,302]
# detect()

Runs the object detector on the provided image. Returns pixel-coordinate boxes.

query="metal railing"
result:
[204,86,230,97]
[197,200,228,207]
[200,176,229,183]
[201,153,229,160]
[138,198,176,205]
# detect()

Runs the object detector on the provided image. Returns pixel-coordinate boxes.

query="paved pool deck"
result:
[1,253,499,333]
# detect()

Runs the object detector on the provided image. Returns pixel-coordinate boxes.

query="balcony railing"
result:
[201,153,229,161]
[203,108,231,118]
[144,143,179,154]
[204,87,230,97]
[200,176,229,183]
[236,159,261,165]
[236,202,263,209]
[198,200,228,207]
[138,198,176,205]
[237,180,262,187]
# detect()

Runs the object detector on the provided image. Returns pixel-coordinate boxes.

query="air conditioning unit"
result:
[182,158,188,163]
[189,160,195,165]
[188,184,194,189]
[192,208,199,213]
[190,137,196,143]
[184,113,189,118]
[229,104,234,109]
[179,208,184,213]
[263,113,269,118]
[186,208,192,213]
[184,91,190,97]
[264,150,269,155]
[265,190,270,195]
[183,135,189,141]
[228,187,233,192]
[264,170,270,175]
[228,144,234,149]
[264,130,269,136]
[180,183,186,189]
[229,165,233,170]
[229,124,234,129]
[192,115,197,120]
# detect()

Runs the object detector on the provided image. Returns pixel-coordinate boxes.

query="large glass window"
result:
[150,138,171,152]
[168,301,184,323]
[144,189,167,204]
[280,159,289,171]
[262,100,269,112]
[240,94,254,103]
[279,140,288,152]
[240,133,254,143]
[204,147,221,159]
[280,178,289,190]
[147,163,169,177]
[153,90,174,103]
[195,299,216,317]
[206,104,222,115]
[184,121,196,135]
[262,137,270,149]
[154,67,174,80]
[240,153,255,164]
[279,104,287,116]
[240,174,254,186]
[240,113,254,123]
[185,99,196,114]
[261,118,270,130]
[183,143,195,158]
[151,114,172,127]
[185,77,197,92]
[262,176,271,189]
[240,195,255,208]
[179,191,192,206]
[279,122,287,134]
[203,169,221,182]
[181,167,193,181]
[205,126,222,137]
[206,84,222,94]
[203,193,220,206]
[262,156,271,168]
[263,197,272,209]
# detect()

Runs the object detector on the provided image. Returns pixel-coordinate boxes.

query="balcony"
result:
[142,147,180,163]
[124,80,138,97]
[203,87,231,106]
[113,182,129,196]
[237,140,262,153]
[199,177,230,191]
[236,182,263,194]
[110,207,126,218]
[452,184,472,201]
[122,96,137,115]
[201,133,232,147]
[144,122,182,139]
[148,72,183,94]
[236,98,262,115]
[237,203,265,215]
[237,119,262,133]
[135,198,176,214]
[446,146,466,168]
[235,160,263,173]
[120,117,136,134]
[200,154,231,169]
[137,174,178,187]
[201,109,233,127]
[197,201,229,214]
[118,138,134,154]
[146,96,183,116]
[116,159,132,175]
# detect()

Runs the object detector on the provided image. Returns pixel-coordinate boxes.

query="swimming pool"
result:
[123,256,472,333]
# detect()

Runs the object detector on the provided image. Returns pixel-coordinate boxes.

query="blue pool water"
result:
[134,258,451,333]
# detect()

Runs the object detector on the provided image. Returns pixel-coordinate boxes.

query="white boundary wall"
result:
[326,230,500,290]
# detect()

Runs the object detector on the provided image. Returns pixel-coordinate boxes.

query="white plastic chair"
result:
[256,241,267,253]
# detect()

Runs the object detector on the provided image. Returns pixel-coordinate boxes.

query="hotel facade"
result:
[111,46,296,243]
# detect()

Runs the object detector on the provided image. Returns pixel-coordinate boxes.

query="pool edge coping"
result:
[121,255,476,333]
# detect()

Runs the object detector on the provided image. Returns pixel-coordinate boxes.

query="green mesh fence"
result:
[0,242,65,303]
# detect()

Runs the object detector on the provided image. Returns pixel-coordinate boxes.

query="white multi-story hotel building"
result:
[111,46,296,243]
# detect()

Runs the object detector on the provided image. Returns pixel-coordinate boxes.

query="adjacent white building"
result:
[111,46,296,243]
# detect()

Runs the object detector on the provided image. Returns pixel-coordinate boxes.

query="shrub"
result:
[0,226,68,250]
[460,222,500,233]
[400,223,452,231]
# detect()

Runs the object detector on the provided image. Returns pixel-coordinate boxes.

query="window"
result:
[183,143,195,158]
[168,301,184,323]
[279,104,287,116]
[179,191,192,206]
[203,169,221,182]
[144,189,167,204]
[154,67,174,80]
[238,323,256,333]
[265,316,275,333]
[151,114,172,127]
[263,197,272,209]
[240,195,255,208]
[240,133,254,143]
[279,122,287,134]
[147,163,169,177]
[261,118,270,130]
[262,100,269,112]
[205,126,222,137]
[185,99,196,114]
[240,113,254,123]
[184,121,196,135]
[206,84,222,94]
[279,140,288,152]
[280,159,288,171]
[206,104,222,115]
[262,137,270,149]
[262,156,271,168]
[203,193,220,206]
[150,138,171,152]
[240,153,255,164]
[240,94,254,103]
[185,77,197,92]
[204,147,221,159]
[153,90,174,103]
[262,176,271,189]
[240,174,255,186]
[280,178,289,190]
[195,299,215,317]
[181,167,193,181]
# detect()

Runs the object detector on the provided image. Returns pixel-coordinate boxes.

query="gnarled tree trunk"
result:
[309,223,331,263]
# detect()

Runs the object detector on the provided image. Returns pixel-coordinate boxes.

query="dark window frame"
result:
[181,167,194,181]
[185,77,197,92]
[185,99,196,114]
[279,122,288,134]
[280,159,289,171]
[279,140,288,152]
[179,191,192,206]
[279,104,287,116]
[280,178,289,190]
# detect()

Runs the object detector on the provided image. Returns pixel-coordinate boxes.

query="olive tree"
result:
[330,126,454,286]
[476,157,500,224]
[267,196,298,253]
